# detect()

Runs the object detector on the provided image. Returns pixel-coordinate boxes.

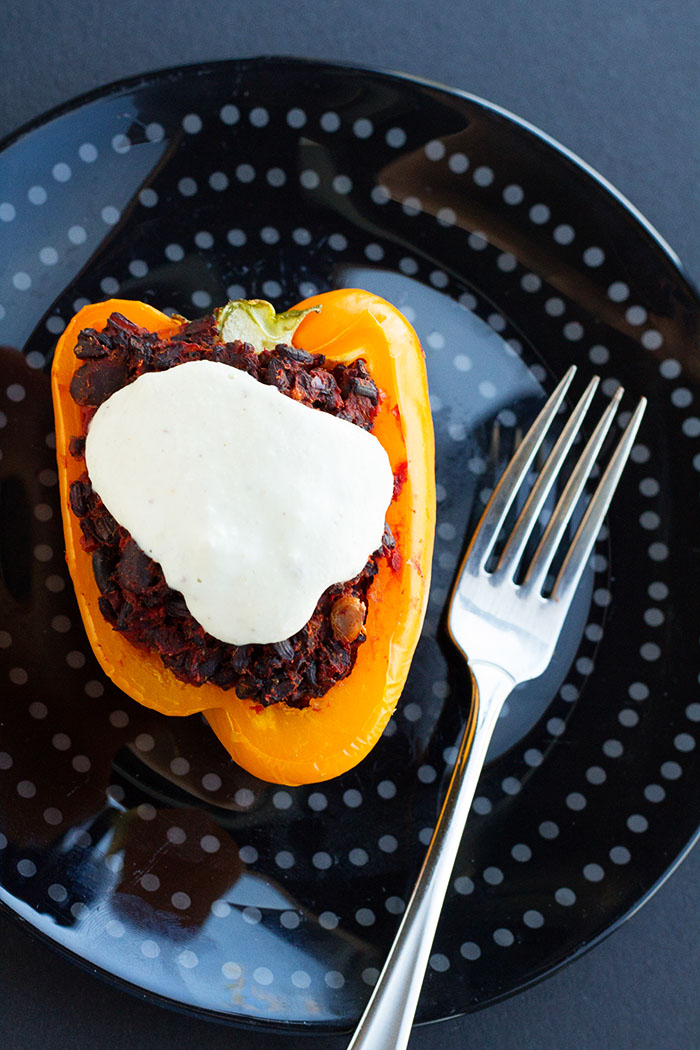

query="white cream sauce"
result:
[85,359,393,645]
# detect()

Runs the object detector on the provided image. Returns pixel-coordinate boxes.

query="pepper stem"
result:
[215,299,321,351]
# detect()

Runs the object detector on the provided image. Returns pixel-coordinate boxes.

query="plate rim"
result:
[1,53,698,306]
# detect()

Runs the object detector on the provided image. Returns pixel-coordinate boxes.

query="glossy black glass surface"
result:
[0,58,699,1031]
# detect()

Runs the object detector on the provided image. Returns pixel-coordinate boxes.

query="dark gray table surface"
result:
[1,2,699,1048]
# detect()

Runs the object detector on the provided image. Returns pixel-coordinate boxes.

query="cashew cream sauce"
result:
[85,359,394,645]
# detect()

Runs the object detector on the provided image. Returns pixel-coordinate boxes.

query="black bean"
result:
[69,479,91,517]
[117,539,157,594]
[92,549,117,594]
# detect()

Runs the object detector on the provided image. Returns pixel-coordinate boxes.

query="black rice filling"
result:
[67,311,396,708]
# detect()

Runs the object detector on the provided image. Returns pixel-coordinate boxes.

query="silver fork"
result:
[347,365,646,1050]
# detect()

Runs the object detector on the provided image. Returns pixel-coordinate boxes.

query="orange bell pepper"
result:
[52,290,435,785]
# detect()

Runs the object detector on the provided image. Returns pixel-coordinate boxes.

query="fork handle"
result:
[346,661,515,1050]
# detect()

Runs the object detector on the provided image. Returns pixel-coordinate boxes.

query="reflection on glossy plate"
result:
[0,57,699,1032]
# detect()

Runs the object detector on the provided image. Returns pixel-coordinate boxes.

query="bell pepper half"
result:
[51,289,435,785]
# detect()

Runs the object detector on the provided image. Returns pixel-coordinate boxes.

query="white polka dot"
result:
[627,813,649,832]
[236,163,256,183]
[178,177,197,197]
[145,122,165,142]
[112,133,131,154]
[355,908,375,927]
[273,790,292,809]
[222,961,242,979]
[29,701,48,719]
[167,826,186,844]
[178,949,198,968]
[523,909,544,928]
[78,142,98,162]
[297,168,323,191]
[524,748,543,767]
[276,850,295,869]
[234,787,255,808]
[555,887,576,906]
[473,165,494,187]
[607,281,629,302]
[238,844,258,864]
[313,851,332,870]
[563,321,584,341]
[106,919,125,937]
[502,184,524,204]
[493,927,515,946]
[521,272,541,292]
[141,940,160,958]
[553,223,575,245]
[639,328,663,352]
[307,791,328,812]
[473,796,492,815]
[242,906,261,924]
[349,848,369,866]
[483,866,503,885]
[437,207,456,227]
[674,732,695,753]
[28,185,47,205]
[291,969,311,988]
[343,789,362,808]
[101,205,120,225]
[583,863,604,882]
[610,846,631,865]
[209,171,229,191]
[46,881,66,907]
[202,772,222,791]
[140,873,160,892]
[386,127,407,148]
[325,970,345,988]
[52,162,71,182]
[460,941,481,960]
[539,821,559,840]
[378,834,397,853]
[566,792,587,811]
[545,296,565,317]
[511,843,532,862]
[319,911,339,929]
[497,252,518,272]
[211,900,231,917]
[377,779,397,799]
[626,304,647,326]
[455,875,474,895]
[529,203,550,224]
[17,859,36,877]
[200,835,220,854]
[12,272,31,291]
[17,780,36,798]
[315,111,339,134]
[0,201,17,221]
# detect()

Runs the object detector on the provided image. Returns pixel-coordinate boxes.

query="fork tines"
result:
[472,366,647,601]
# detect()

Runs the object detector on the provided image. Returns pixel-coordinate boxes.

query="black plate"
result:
[1,57,699,1032]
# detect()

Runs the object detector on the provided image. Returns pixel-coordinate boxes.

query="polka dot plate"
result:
[1,57,699,1033]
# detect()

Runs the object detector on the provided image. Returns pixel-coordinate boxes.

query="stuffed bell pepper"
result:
[51,289,435,785]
